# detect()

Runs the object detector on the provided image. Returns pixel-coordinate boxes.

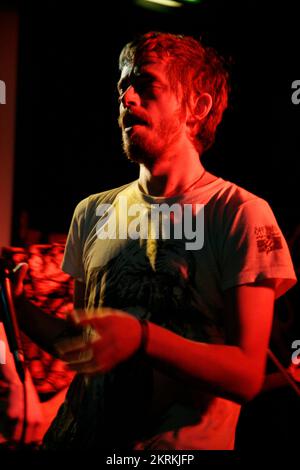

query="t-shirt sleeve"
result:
[220,198,297,298]
[61,198,89,282]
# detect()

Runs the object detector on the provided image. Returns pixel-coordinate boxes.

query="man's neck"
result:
[138,148,209,197]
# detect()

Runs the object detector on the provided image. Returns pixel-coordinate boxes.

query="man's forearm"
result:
[14,296,79,356]
[146,322,264,404]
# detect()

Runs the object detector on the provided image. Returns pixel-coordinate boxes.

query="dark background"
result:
[1,0,300,456]
[7,0,300,243]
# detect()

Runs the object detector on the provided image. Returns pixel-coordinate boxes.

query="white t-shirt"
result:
[45,177,296,450]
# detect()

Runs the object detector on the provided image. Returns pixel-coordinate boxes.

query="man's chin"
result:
[124,146,149,164]
[122,136,158,164]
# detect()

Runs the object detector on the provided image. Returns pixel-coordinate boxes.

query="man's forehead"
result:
[120,54,167,79]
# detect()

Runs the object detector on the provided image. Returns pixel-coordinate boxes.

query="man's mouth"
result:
[123,113,148,130]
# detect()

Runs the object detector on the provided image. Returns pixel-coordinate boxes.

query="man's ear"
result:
[193,92,212,121]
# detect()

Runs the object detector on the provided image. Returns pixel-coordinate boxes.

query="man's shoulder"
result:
[207,179,275,228]
[73,180,137,216]
[214,179,267,210]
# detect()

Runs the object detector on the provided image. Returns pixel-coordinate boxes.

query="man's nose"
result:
[119,85,140,108]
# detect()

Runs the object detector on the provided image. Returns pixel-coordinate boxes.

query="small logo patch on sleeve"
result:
[255,225,283,254]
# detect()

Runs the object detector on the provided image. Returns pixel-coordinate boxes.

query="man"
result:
[14,32,297,450]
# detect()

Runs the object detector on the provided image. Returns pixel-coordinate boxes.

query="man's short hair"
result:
[119,31,230,153]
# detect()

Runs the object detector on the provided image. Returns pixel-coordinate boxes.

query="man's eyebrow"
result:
[117,69,162,92]
[135,67,162,80]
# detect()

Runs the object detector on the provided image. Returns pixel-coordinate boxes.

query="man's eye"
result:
[135,79,156,92]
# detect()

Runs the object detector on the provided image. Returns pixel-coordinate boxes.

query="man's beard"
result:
[121,127,160,164]
[121,112,184,164]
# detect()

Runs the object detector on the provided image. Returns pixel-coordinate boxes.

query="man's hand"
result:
[0,262,28,323]
[12,263,28,298]
[54,308,142,375]
[0,322,43,445]
[0,369,43,445]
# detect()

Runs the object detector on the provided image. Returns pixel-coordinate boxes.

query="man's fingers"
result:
[12,262,28,276]
[54,335,86,356]
[54,324,101,359]
[63,348,94,364]
[67,314,102,343]
[76,317,104,333]
[7,418,22,443]
[69,308,115,324]
[12,262,29,297]
[68,360,106,375]
[26,431,41,447]
[69,309,98,323]
[1,417,19,441]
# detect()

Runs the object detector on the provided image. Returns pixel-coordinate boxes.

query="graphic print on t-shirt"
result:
[86,237,217,342]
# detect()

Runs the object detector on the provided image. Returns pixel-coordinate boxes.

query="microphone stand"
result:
[0,262,26,383]
[0,259,27,446]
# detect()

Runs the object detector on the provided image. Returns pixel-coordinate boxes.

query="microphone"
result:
[0,258,26,383]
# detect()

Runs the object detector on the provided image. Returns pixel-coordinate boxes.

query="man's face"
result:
[118,55,188,163]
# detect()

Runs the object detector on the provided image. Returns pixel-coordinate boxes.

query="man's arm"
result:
[56,279,275,404]
[144,279,275,403]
